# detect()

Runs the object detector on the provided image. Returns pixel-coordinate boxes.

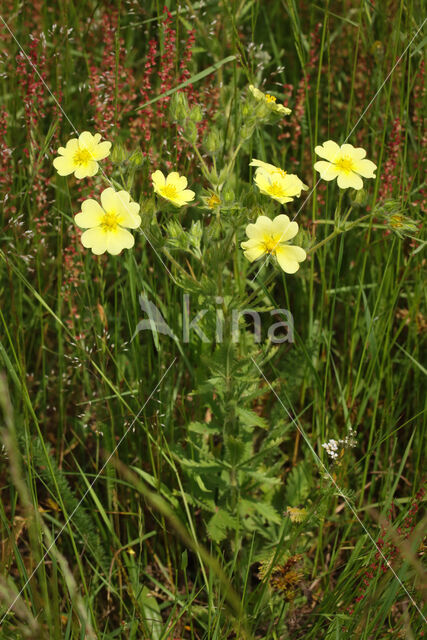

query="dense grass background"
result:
[0,0,426,638]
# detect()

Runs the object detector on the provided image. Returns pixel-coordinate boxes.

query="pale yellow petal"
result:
[100,187,118,212]
[250,159,277,173]
[272,215,298,241]
[118,206,141,228]
[60,138,78,155]
[241,241,265,262]
[126,212,141,228]
[352,158,377,178]
[174,175,188,190]
[340,144,366,161]
[253,172,271,192]
[246,215,273,239]
[314,140,341,162]
[151,170,166,190]
[313,161,341,181]
[78,131,95,148]
[106,228,135,255]
[166,172,180,185]
[275,245,306,273]
[74,161,99,179]
[179,189,195,202]
[75,199,104,228]
[114,192,141,227]
[81,228,108,255]
[282,174,306,197]
[336,171,363,190]
[53,155,76,176]
[90,140,111,161]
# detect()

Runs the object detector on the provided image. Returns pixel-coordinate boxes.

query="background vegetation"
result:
[0,0,425,638]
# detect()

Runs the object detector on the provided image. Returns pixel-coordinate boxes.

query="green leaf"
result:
[285,461,312,507]
[239,498,281,524]
[206,509,237,543]
[236,406,269,429]
[225,435,247,466]
[135,56,236,111]
[188,421,221,435]
[139,587,162,640]
[252,501,281,524]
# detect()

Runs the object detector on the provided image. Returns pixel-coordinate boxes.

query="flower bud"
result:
[189,105,203,123]
[183,120,198,144]
[240,122,255,141]
[128,149,144,167]
[223,186,235,203]
[110,143,127,164]
[169,91,189,123]
[241,102,252,119]
[204,129,222,155]
[350,188,367,208]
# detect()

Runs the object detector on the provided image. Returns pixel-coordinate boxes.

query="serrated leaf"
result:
[225,435,247,466]
[236,406,269,429]
[285,461,312,507]
[188,421,221,435]
[240,498,281,524]
[206,509,237,543]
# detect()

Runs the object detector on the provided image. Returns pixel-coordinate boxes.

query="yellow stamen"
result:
[101,211,119,231]
[263,234,281,253]
[265,94,277,103]
[267,182,286,198]
[335,155,354,173]
[161,184,178,199]
[207,194,220,208]
[73,148,92,166]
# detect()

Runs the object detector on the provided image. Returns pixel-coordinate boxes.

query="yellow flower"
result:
[251,159,308,205]
[201,191,221,210]
[241,214,306,274]
[248,85,292,116]
[314,141,377,190]
[250,158,287,176]
[75,187,141,255]
[207,193,221,209]
[151,170,195,207]
[53,131,111,179]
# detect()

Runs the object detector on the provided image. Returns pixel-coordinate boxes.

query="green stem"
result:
[308,212,372,254]
[226,139,244,175]
[188,141,212,182]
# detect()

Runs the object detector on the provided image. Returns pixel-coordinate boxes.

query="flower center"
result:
[162,184,178,199]
[335,155,354,173]
[73,148,92,166]
[265,94,277,103]
[267,182,286,197]
[101,211,119,231]
[263,233,281,254]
